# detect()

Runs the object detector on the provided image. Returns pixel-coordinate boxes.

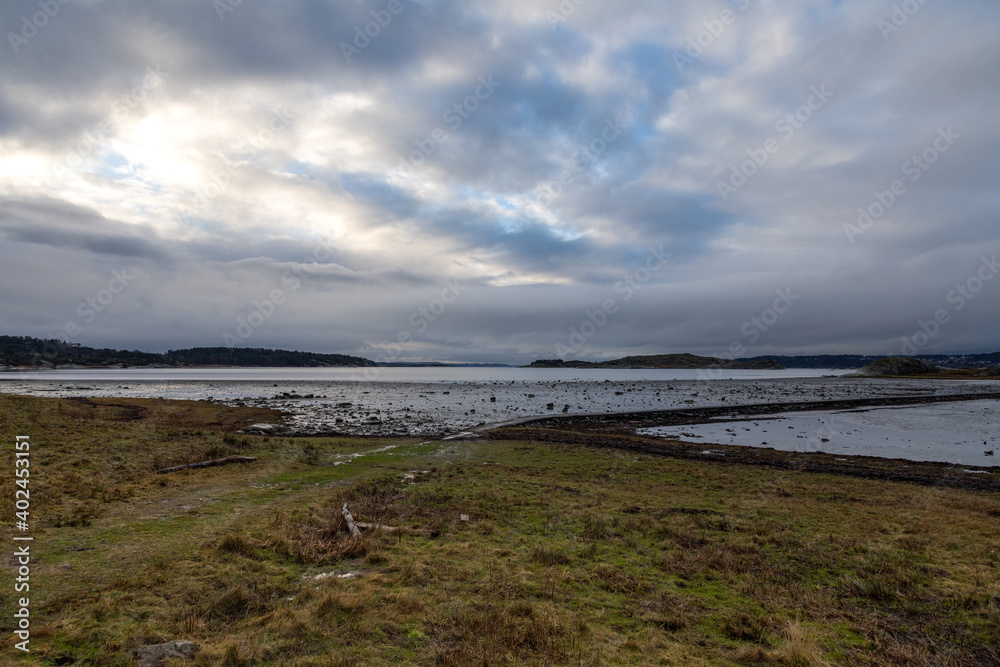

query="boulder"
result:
[246,423,278,433]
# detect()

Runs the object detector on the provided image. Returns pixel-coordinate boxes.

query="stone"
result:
[134,641,197,666]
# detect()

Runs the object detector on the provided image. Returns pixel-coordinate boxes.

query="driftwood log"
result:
[156,456,258,474]
[342,503,362,538]
[354,521,435,538]
[356,522,409,535]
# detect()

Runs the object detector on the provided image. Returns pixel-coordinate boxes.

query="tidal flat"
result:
[3,368,1000,439]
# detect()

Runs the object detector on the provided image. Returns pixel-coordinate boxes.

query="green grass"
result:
[1,394,999,665]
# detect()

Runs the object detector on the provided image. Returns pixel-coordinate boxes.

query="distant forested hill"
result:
[530,354,783,370]
[0,336,161,367]
[0,336,375,368]
[162,347,375,367]
[744,353,1000,369]
[532,352,1000,371]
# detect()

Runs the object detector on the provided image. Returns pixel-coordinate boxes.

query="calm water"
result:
[0,367,855,382]
[640,400,1000,465]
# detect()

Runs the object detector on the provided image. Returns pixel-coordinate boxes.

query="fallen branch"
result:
[342,503,362,538]
[156,456,258,475]
[354,522,435,538]
[355,522,411,535]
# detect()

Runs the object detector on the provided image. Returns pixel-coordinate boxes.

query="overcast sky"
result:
[0,0,997,363]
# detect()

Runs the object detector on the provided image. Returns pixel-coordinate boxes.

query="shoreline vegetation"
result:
[1,393,998,665]
[3,336,1000,371]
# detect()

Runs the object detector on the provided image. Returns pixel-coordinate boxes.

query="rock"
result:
[246,423,277,433]
[134,641,197,666]
[855,357,937,377]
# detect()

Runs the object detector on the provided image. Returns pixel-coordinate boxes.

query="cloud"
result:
[0,0,998,362]
[0,197,168,259]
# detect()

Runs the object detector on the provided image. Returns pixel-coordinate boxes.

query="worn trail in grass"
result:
[1,395,999,665]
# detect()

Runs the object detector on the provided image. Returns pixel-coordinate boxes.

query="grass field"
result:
[1,394,999,665]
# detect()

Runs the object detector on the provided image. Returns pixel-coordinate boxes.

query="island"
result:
[528,353,784,370]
